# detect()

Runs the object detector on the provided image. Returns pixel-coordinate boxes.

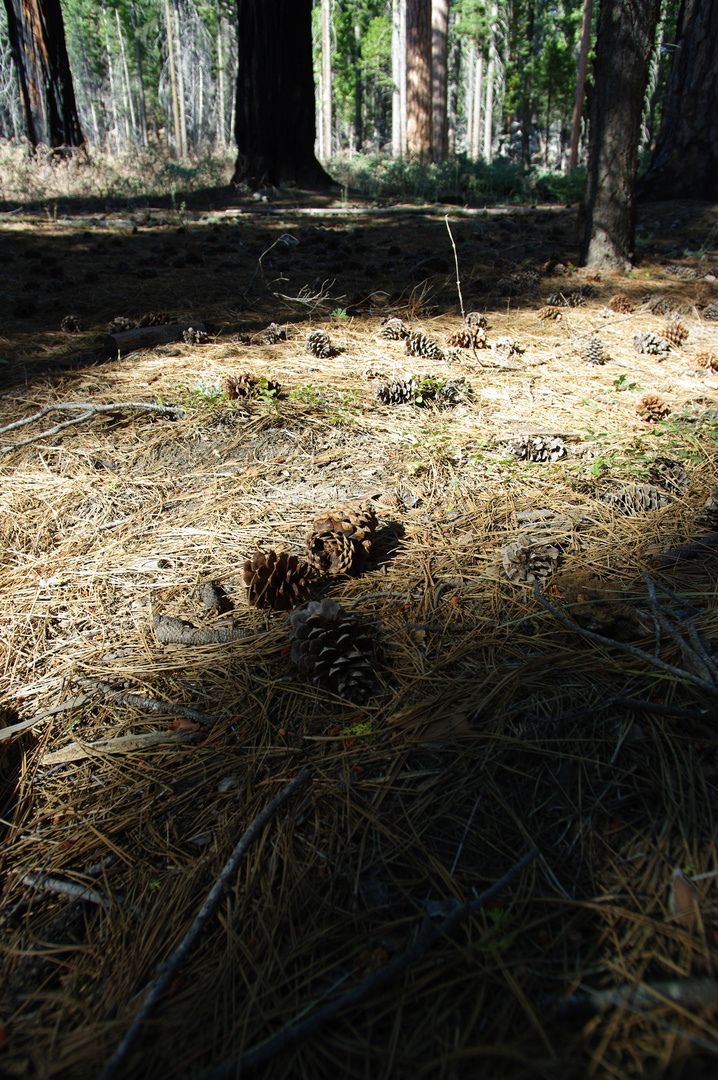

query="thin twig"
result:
[17,871,111,908]
[642,574,714,684]
[40,729,200,766]
[533,582,718,700]
[194,847,540,1080]
[0,401,181,453]
[98,768,312,1080]
[445,215,465,320]
[75,677,220,725]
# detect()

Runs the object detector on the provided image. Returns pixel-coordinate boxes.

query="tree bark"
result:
[233,0,334,190]
[391,0,403,156]
[580,0,660,270]
[431,0,449,161]
[406,0,432,159]
[638,0,718,200]
[3,0,83,147]
[483,0,498,163]
[163,0,181,155]
[569,0,592,171]
[321,0,332,160]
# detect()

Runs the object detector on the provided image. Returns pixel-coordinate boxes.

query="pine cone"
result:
[692,349,718,371]
[139,311,173,327]
[243,550,312,610]
[492,336,524,359]
[60,314,84,332]
[261,322,287,344]
[107,316,136,333]
[289,598,378,702]
[379,317,410,339]
[636,392,671,421]
[633,331,670,356]
[506,435,567,462]
[579,284,597,299]
[699,487,718,528]
[225,373,281,400]
[664,264,698,280]
[306,503,377,576]
[545,291,568,307]
[584,337,605,365]
[183,326,209,344]
[661,320,688,347]
[375,377,417,405]
[537,305,562,321]
[501,539,559,583]
[701,303,718,321]
[437,376,470,405]
[567,290,586,308]
[609,293,633,314]
[602,482,670,513]
[465,311,487,329]
[649,458,689,494]
[403,330,444,361]
[306,329,335,358]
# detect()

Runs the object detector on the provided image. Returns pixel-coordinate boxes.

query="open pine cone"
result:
[242,550,312,610]
[306,503,377,575]
[609,293,633,314]
[289,598,378,702]
[501,539,559,583]
[692,349,718,372]
[636,392,671,422]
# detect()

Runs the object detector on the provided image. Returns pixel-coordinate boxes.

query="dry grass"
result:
[0,191,717,1079]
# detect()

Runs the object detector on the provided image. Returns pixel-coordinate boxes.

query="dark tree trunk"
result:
[638,0,718,200]
[580,0,660,270]
[232,0,334,189]
[3,0,83,148]
[406,0,432,159]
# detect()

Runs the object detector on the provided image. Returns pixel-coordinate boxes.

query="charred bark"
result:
[3,0,83,148]
[638,0,718,200]
[580,0,660,270]
[232,0,334,190]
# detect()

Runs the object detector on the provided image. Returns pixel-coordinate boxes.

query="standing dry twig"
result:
[194,847,540,1080]
[98,768,313,1080]
[445,214,465,320]
[0,401,181,453]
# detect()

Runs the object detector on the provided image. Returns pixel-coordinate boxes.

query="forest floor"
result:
[1,184,718,1080]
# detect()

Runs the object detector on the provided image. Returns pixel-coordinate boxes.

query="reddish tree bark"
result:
[3,0,83,148]
[232,0,334,190]
[580,0,660,270]
[431,0,449,161]
[406,0,432,159]
[638,0,718,200]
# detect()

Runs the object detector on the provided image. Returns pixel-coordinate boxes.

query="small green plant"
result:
[475,908,514,958]
[612,374,641,392]
[256,376,280,409]
[289,384,327,406]
[340,718,375,739]
[332,306,348,319]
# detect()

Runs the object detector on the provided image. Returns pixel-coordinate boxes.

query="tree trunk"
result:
[406,0,431,159]
[431,0,448,161]
[163,0,181,156]
[569,0,592,171]
[638,0,718,200]
[233,0,334,189]
[133,22,148,146]
[580,0,660,270]
[3,0,83,147]
[353,20,362,151]
[216,21,225,149]
[391,0,402,156]
[483,0,498,163]
[104,6,120,151]
[472,51,483,159]
[321,0,332,160]
[465,40,474,158]
[116,8,136,144]
[173,0,187,157]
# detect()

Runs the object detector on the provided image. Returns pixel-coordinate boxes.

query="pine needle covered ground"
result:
[1,187,717,1079]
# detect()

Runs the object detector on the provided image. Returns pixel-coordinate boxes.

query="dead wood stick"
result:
[152,614,255,646]
[533,582,718,700]
[98,768,313,1080]
[195,847,540,1080]
[40,730,200,766]
[654,531,718,564]
[549,975,718,1017]
[17,871,111,908]
[104,322,207,356]
[0,694,92,742]
[0,401,181,453]
[75,677,219,725]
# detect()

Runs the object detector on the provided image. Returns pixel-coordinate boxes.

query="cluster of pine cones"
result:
[242,502,380,701]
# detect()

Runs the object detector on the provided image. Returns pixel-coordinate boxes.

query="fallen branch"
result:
[194,847,540,1080]
[40,729,200,766]
[98,768,313,1080]
[104,322,206,356]
[654,531,718,564]
[75,677,219,725]
[152,614,256,646]
[533,581,718,701]
[549,975,718,1017]
[0,694,92,742]
[0,401,181,454]
[17,871,111,908]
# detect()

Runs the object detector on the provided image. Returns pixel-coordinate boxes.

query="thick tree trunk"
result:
[431,0,449,161]
[569,0,592,171]
[3,0,83,147]
[638,0,718,200]
[233,0,334,189]
[406,0,432,159]
[580,0,660,271]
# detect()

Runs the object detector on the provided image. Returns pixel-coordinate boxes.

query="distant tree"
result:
[580,0,660,270]
[3,0,84,147]
[431,0,449,160]
[638,0,718,200]
[406,0,432,158]
[233,0,333,189]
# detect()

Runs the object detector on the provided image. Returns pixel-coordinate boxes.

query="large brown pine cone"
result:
[242,550,312,610]
[306,503,377,576]
[289,598,378,702]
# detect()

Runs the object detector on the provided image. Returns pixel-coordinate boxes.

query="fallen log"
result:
[104,322,207,357]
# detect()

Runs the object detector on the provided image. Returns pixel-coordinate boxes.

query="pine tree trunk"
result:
[569,0,592,170]
[580,0,660,270]
[163,0,181,156]
[216,21,225,149]
[116,8,136,143]
[483,1,498,163]
[391,0,402,156]
[173,0,187,157]
[104,6,120,151]
[353,20,362,151]
[3,0,83,147]
[431,0,448,161]
[638,0,718,200]
[321,0,332,160]
[465,40,474,158]
[233,0,334,189]
[472,51,483,159]
[133,24,148,146]
[406,0,431,159]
